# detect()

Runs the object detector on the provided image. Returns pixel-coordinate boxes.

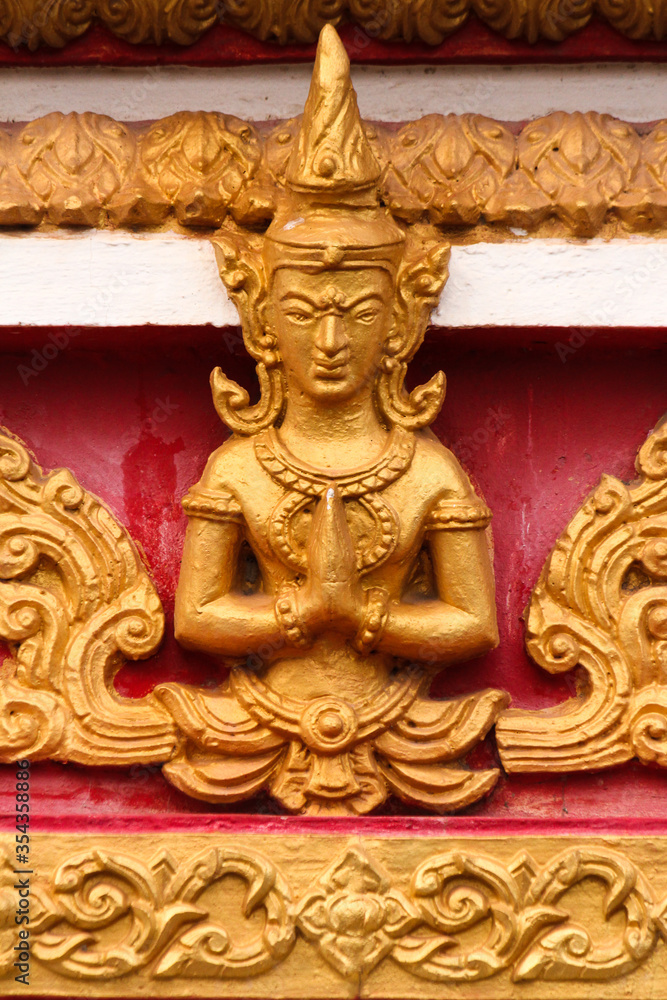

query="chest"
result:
[241,477,428,580]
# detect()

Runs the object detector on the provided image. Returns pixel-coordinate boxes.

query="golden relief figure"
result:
[156,25,506,815]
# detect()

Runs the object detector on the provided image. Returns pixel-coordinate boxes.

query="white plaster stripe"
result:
[0,63,666,124]
[0,231,666,329]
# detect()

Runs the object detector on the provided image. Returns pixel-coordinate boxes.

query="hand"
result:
[296,485,364,636]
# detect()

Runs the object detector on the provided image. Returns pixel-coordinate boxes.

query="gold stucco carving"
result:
[0,28,508,816]
[0,428,177,765]
[497,416,667,773]
[2,110,667,236]
[163,25,505,815]
[2,0,666,49]
[5,832,667,994]
[0,0,216,49]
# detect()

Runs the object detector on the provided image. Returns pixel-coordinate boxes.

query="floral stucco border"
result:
[1,109,666,238]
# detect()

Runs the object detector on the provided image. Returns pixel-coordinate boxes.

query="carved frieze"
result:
[1,111,667,236]
[1,0,666,50]
[2,832,667,995]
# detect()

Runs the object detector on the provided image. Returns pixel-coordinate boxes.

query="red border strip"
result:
[6,813,667,835]
[0,18,665,67]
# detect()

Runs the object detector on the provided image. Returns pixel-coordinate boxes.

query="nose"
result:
[315,313,347,357]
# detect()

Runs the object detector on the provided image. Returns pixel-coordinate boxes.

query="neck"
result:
[278,391,389,470]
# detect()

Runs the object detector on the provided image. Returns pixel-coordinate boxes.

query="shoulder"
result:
[183,435,258,523]
[197,435,257,493]
[408,430,492,532]
[410,429,477,502]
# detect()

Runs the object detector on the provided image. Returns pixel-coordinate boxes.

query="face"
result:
[267,267,394,404]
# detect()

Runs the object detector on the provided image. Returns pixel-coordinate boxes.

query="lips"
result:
[313,355,349,379]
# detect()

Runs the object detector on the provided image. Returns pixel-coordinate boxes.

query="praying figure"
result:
[157,25,507,815]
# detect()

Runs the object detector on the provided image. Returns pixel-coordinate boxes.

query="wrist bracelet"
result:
[353,586,390,655]
[274,584,312,649]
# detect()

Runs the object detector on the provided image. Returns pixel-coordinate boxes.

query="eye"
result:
[354,307,381,324]
[285,309,313,323]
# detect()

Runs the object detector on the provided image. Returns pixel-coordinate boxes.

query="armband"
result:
[182,486,243,523]
[274,584,312,649]
[425,498,492,531]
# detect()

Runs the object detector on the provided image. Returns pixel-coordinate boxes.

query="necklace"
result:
[255,426,415,575]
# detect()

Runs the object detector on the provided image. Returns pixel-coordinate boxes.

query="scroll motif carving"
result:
[0,0,94,50]
[497,416,667,773]
[595,0,667,38]
[2,0,667,48]
[0,0,215,49]
[2,110,667,236]
[222,0,347,43]
[0,428,177,765]
[95,0,217,44]
[4,837,667,989]
[10,845,295,980]
[347,0,471,43]
[471,0,592,42]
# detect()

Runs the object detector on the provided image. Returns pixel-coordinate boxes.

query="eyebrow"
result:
[348,293,384,308]
[279,292,385,308]
[279,293,319,307]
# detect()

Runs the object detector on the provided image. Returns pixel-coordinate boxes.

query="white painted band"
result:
[1,63,666,125]
[0,230,666,329]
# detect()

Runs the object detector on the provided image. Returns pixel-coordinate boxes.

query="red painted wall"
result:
[0,326,666,826]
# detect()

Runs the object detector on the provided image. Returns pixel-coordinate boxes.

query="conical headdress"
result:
[285,23,380,196]
[265,24,404,265]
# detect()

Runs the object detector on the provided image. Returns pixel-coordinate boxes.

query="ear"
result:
[376,225,449,432]
[210,225,267,358]
[386,226,450,363]
[397,226,450,321]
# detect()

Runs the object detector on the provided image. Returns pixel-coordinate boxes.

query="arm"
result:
[290,479,497,663]
[174,515,285,657]
[375,527,499,663]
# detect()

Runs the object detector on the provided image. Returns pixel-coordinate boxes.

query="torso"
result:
[203,425,477,699]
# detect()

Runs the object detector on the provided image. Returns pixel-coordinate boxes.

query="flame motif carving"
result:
[497,416,667,773]
[0,429,177,765]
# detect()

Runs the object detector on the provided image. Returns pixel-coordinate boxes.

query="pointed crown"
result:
[265,24,404,268]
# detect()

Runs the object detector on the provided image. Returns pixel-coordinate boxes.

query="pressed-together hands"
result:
[273,485,390,654]
[291,485,367,639]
